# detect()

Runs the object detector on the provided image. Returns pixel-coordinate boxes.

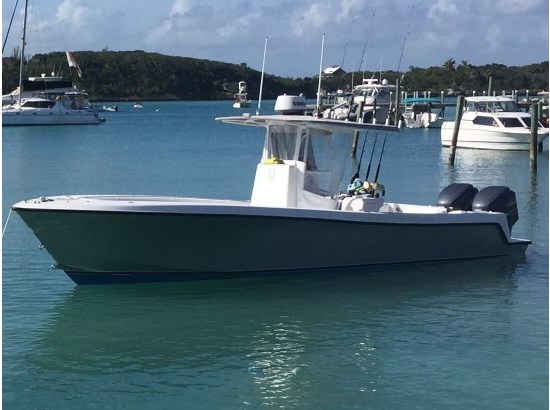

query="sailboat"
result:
[2,0,104,126]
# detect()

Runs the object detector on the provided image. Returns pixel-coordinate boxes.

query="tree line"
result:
[2,50,548,101]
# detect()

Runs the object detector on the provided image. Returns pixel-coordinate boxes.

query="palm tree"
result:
[443,58,456,72]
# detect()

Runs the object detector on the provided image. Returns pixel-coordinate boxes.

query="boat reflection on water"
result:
[27,257,523,407]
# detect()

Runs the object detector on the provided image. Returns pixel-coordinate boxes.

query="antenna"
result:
[256,36,268,115]
[316,34,325,117]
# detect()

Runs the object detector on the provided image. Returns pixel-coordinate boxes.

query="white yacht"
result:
[441,96,548,150]
[2,94,104,126]
[12,95,530,284]
[2,73,75,106]
[2,1,103,126]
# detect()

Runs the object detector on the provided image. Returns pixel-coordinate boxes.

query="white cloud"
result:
[478,0,542,14]
[427,0,460,27]
[1,0,547,77]
[55,0,93,29]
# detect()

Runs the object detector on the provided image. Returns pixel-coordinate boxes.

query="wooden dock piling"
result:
[448,95,465,166]
[394,79,400,126]
[530,103,538,172]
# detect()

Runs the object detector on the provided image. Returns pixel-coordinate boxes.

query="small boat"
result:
[12,95,530,284]
[101,105,118,112]
[233,81,251,108]
[441,96,548,150]
[134,101,143,108]
[401,97,446,128]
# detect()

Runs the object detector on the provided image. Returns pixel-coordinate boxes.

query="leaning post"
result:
[448,95,465,166]
[530,103,538,172]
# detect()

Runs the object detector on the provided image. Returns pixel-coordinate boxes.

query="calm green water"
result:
[3,101,548,408]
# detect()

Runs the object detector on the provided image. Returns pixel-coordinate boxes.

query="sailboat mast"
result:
[18,0,29,105]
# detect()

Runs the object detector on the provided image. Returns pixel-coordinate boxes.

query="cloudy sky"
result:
[2,0,549,77]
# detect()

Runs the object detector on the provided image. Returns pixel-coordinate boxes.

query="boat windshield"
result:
[266,124,352,196]
[499,117,526,128]
[467,100,521,113]
[22,100,56,108]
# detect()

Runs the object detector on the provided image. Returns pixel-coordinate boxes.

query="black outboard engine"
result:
[437,183,479,211]
[472,186,519,232]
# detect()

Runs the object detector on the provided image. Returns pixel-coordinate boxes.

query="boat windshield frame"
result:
[466,99,522,113]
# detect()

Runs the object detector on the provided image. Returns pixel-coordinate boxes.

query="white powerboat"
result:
[441,96,548,150]
[401,97,446,128]
[233,81,251,108]
[12,95,530,284]
[323,78,395,124]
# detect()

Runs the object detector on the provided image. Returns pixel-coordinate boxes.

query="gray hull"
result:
[14,206,529,283]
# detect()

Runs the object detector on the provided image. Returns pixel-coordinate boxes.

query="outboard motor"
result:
[472,186,519,232]
[437,183,478,211]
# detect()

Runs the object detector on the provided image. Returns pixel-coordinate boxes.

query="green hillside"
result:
[2,50,548,101]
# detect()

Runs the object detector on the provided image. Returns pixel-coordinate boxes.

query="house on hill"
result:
[322,65,346,78]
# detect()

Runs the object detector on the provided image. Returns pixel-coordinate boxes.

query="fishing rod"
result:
[350,132,369,183]
[397,0,415,73]
[340,21,353,69]
[357,9,376,74]
[364,132,379,181]
[374,133,388,183]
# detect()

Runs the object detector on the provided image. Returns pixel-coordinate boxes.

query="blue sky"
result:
[2,0,549,77]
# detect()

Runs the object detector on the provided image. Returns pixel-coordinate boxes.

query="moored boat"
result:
[323,78,395,124]
[2,95,104,125]
[12,95,530,284]
[401,97,445,128]
[441,96,548,150]
[233,81,251,108]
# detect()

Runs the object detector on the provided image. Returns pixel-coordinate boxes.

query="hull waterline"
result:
[13,196,530,284]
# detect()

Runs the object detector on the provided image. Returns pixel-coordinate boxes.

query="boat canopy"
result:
[218,114,398,200]
[402,97,441,104]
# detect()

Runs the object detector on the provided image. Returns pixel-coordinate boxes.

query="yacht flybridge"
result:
[12,95,530,284]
